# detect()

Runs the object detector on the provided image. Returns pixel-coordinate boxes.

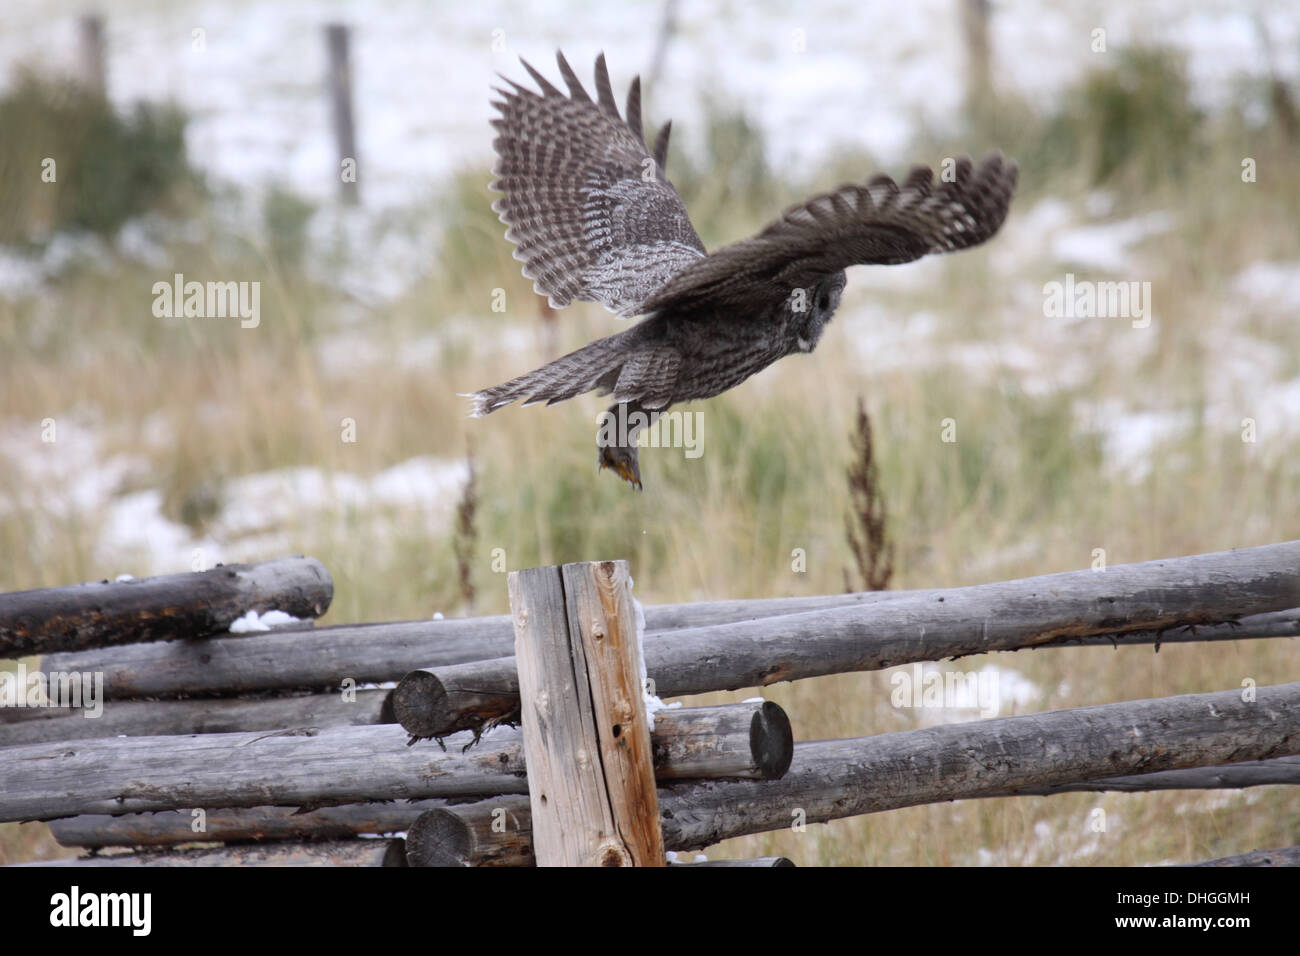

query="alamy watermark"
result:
[0,663,103,718]
[152,272,260,328]
[1043,273,1151,328]
[596,406,703,459]
[890,663,1000,718]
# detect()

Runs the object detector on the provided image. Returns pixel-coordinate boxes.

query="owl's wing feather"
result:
[612,347,680,409]
[491,51,706,317]
[637,154,1018,315]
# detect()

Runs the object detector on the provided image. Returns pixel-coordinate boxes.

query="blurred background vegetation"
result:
[2,4,1299,866]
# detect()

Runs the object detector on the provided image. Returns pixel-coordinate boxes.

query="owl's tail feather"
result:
[466,332,632,418]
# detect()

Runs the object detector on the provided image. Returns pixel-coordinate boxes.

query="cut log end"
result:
[751,701,795,780]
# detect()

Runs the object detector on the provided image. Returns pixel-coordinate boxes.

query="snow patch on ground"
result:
[0,413,468,578]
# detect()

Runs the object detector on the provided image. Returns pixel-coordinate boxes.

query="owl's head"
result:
[788,272,847,353]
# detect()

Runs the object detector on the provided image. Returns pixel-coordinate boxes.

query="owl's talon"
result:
[598,446,643,490]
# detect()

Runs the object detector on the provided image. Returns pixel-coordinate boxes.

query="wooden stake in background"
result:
[325,22,359,204]
[509,561,665,867]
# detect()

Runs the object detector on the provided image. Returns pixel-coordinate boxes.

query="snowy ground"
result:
[3,0,1297,208]
[0,413,468,576]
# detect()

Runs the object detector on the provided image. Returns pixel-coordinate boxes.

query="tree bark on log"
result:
[16,838,406,867]
[389,604,1300,740]
[36,541,1300,698]
[392,660,518,741]
[49,802,441,848]
[8,682,1300,832]
[76,540,1283,717]
[1185,845,1300,867]
[33,589,916,699]
[402,798,796,867]
[49,752,1300,852]
[0,700,792,824]
[1010,755,1300,795]
[655,682,1300,850]
[0,724,528,823]
[650,700,792,781]
[0,556,331,657]
[646,542,1300,696]
[0,689,394,747]
[404,796,533,867]
[673,857,795,867]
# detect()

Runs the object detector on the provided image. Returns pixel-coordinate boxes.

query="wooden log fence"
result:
[37,587,919,699]
[0,701,795,823]
[0,555,330,657]
[22,839,406,867]
[5,682,1299,850]
[0,688,395,747]
[2,544,1298,866]
[41,753,1300,852]
[36,543,1300,702]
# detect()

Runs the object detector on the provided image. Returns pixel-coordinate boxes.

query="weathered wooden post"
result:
[325,23,359,204]
[960,0,994,135]
[78,14,106,95]
[509,561,665,867]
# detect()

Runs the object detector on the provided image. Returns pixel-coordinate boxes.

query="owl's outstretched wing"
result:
[491,51,706,317]
[636,154,1018,316]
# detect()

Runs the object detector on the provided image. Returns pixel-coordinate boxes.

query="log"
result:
[0,689,394,747]
[10,682,1300,840]
[0,724,528,823]
[50,749,1300,852]
[402,799,795,867]
[393,659,518,741]
[16,839,406,867]
[0,700,791,823]
[390,606,1300,738]
[50,802,439,848]
[392,658,795,780]
[650,700,792,781]
[0,556,331,657]
[655,681,1300,850]
[402,756,1300,865]
[674,857,795,867]
[35,589,909,699]
[39,541,1300,700]
[405,796,533,867]
[1011,755,1300,795]
[645,542,1300,696]
[511,562,664,867]
[1186,845,1300,867]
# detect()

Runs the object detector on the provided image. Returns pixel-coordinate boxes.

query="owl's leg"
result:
[596,400,660,490]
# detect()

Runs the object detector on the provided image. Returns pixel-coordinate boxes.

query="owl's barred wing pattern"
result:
[490,51,706,316]
[613,347,680,408]
[637,154,1018,315]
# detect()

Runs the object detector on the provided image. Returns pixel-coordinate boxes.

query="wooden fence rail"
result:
[0,700,792,824]
[0,556,331,657]
[43,753,1300,852]
[7,681,1297,835]
[0,689,395,747]
[34,543,1300,701]
[32,588,918,699]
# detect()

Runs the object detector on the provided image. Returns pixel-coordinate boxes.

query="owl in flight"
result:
[469,52,1017,488]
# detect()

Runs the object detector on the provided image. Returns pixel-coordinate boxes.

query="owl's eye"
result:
[817,291,830,311]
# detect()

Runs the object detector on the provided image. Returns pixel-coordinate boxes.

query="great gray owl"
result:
[468,51,1018,488]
